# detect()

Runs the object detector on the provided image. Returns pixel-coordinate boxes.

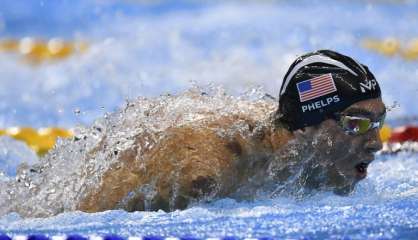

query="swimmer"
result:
[1,50,385,217]
[78,50,385,213]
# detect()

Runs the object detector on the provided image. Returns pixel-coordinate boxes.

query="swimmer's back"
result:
[78,115,267,212]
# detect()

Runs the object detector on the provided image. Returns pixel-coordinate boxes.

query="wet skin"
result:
[289,98,386,194]
[77,97,386,214]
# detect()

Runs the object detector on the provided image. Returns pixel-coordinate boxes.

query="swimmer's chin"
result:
[331,176,365,196]
[323,171,359,196]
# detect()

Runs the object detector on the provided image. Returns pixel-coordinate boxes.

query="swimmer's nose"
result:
[365,128,383,153]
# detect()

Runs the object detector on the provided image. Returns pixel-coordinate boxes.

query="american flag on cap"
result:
[296,73,337,102]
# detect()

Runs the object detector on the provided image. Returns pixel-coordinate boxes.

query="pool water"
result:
[0,0,418,239]
[0,152,417,239]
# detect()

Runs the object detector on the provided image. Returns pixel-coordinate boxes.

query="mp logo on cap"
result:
[360,79,377,93]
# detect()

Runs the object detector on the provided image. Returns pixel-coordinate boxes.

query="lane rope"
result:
[0,235,271,240]
[362,37,418,60]
[1,125,418,156]
[0,127,73,156]
[0,38,88,64]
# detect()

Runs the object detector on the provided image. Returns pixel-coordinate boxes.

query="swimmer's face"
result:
[300,98,386,194]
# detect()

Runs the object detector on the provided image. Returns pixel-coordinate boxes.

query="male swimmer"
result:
[78,50,385,213]
[1,50,386,217]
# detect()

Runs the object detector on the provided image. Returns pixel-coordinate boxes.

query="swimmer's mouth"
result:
[355,162,369,178]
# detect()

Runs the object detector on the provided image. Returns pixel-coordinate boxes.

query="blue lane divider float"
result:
[0,235,271,240]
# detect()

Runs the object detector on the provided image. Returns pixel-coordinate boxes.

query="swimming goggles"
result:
[335,114,385,135]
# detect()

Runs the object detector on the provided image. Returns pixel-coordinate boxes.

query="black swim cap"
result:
[278,50,381,131]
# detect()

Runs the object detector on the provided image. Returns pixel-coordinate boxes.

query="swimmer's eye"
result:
[336,114,385,135]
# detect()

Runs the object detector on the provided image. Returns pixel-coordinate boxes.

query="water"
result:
[1,0,418,127]
[0,87,279,218]
[0,137,38,177]
[0,151,417,239]
[0,88,417,239]
[0,0,418,239]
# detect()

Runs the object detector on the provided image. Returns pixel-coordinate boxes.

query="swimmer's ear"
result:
[292,127,307,139]
[294,128,306,134]
[296,126,313,133]
[293,126,317,139]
